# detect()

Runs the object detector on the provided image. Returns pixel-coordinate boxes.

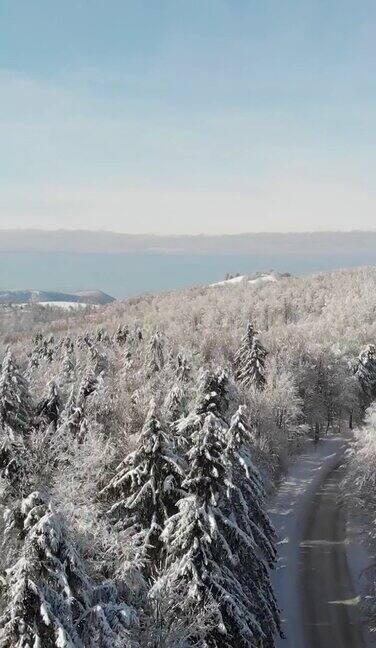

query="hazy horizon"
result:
[2,229,376,297]
[2,226,376,235]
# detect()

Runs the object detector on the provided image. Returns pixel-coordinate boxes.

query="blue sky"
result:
[1,0,375,233]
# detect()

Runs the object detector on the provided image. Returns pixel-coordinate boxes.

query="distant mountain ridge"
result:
[0,289,115,305]
[1,229,376,255]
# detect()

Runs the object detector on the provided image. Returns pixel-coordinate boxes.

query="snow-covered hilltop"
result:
[0,289,115,306]
[210,270,290,287]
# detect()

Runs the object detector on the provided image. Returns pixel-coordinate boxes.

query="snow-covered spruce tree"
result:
[234,323,268,390]
[196,368,230,418]
[59,369,98,440]
[0,491,137,648]
[26,349,40,377]
[164,384,187,423]
[0,491,83,647]
[142,579,214,648]
[0,424,29,500]
[77,580,138,648]
[36,380,62,429]
[163,353,192,422]
[0,352,33,499]
[0,350,33,435]
[101,401,185,574]
[226,406,277,566]
[158,411,280,648]
[175,353,191,382]
[356,344,376,405]
[90,345,109,376]
[176,368,230,448]
[59,342,76,386]
[77,369,98,402]
[116,324,129,347]
[146,332,164,374]
[96,327,111,345]
[226,404,255,448]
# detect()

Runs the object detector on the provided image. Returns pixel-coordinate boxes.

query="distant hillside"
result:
[0,289,115,306]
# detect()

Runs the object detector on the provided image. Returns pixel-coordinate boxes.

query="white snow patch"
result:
[210,275,246,287]
[248,274,278,285]
[210,273,279,288]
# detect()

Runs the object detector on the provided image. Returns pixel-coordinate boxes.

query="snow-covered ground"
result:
[248,274,278,285]
[210,272,279,287]
[210,275,247,286]
[268,433,371,647]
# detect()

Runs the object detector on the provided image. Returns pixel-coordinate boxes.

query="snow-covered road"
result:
[269,434,368,647]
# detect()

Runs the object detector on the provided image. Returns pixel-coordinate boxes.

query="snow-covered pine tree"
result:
[36,380,62,429]
[175,353,191,382]
[96,327,111,345]
[0,424,28,499]
[146,332,164,374]
[59,369,98,440]
[116,324,129,347]
[90,345,109,376]
[164,384,187,423]
[0,491,137,648]
[0,350,33,435]
[226,406,277,566]
[101,401,184,574]
[26,349,40,377]
[195,368,229,419]
[78,369,98,401]
[136,326,143,342]
[77,580,138,648]
[235,322,268,390]
[163,353,192,422]
[176,368,230,447]
[0,491,84,648]
[356,344,376,404]
[158,411,280,648]
[226,405,254,447]
[0,352,33,498]
[43,335,55,363]
[60,336,74,353]
[142,579,213,648]
[60,342,76,384]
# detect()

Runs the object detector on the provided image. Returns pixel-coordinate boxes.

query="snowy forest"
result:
[1,266,376,647]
